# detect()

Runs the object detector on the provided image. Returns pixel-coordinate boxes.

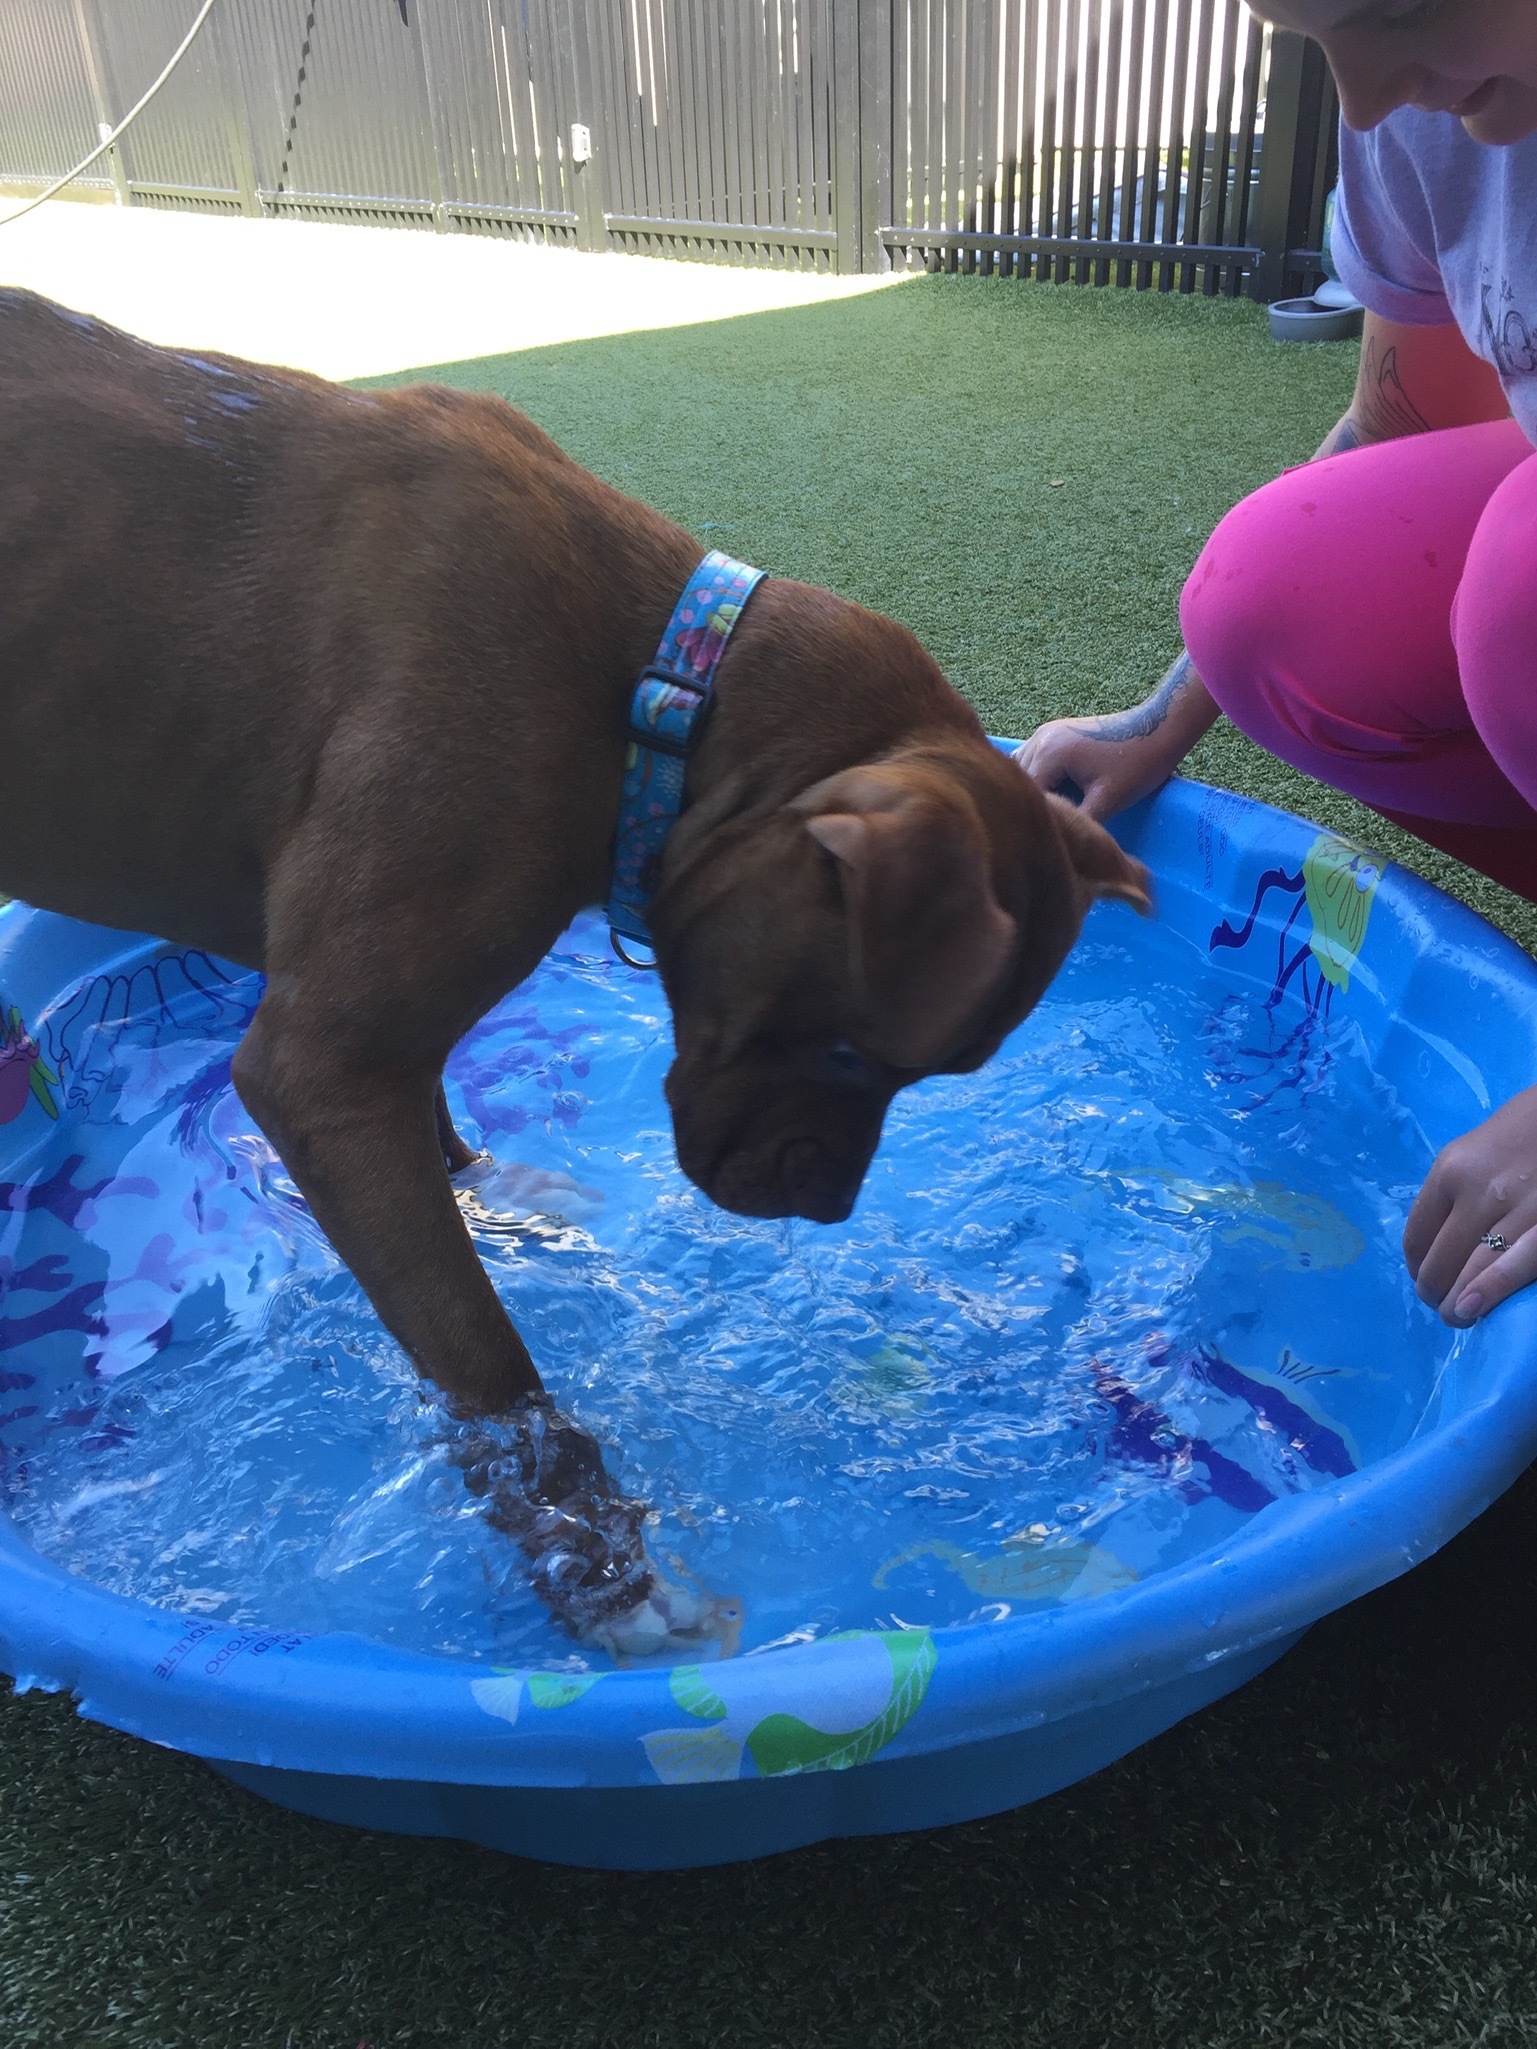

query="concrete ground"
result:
[0,192,905,379]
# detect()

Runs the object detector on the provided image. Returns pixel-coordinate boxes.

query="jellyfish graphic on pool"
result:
[1210,831,1381,1021]
[1205,832,1382,1102]
[0,948,269,1394]
[37,949,262,1122]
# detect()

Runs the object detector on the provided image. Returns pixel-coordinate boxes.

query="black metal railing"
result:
[0,0,1337,298]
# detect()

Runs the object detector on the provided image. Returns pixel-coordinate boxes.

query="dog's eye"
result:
[826,1039,881,1084]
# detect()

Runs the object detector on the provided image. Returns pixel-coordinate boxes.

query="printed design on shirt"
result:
[1480,269,1537,381]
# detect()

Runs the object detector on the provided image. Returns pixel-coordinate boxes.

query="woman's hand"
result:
[1014,654,1221,822]
[1016,711,1193,822]
[1404,1085,1537,1325]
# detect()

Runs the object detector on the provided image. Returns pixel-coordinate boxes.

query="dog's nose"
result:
[780,1138,858,1224]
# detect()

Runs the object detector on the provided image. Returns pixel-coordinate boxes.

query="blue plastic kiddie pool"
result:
[2,771,1536,1870]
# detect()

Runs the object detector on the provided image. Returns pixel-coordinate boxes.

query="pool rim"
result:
[0,772,1535,1794]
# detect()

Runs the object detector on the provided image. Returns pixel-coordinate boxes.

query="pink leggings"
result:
[1180,418,1537,900]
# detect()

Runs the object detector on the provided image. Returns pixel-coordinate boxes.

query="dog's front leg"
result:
[231,821,738,1655]
[229,995,679,1645]
[232,1002,539,1416]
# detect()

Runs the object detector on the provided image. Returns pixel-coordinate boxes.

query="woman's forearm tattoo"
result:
[1090,651,1196,741]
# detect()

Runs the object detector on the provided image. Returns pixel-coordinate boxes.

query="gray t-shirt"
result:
[1332,107,1537,445]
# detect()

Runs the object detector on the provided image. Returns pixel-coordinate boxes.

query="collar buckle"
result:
[628,665,712,759]
[606,549,768,962]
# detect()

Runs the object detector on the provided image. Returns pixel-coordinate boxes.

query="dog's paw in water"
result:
[589,1579,745,1664]
[445,1399,742,1661]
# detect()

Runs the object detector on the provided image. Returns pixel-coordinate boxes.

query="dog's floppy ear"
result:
[1044,792,1154,916]
[794,765,1018,1068]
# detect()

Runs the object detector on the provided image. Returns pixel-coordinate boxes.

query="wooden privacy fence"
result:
[0,0,1338,297]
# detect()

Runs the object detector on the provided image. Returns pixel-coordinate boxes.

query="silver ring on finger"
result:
[1482,1230,1507,1252]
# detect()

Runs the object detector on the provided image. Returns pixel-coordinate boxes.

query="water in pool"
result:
[0,908,1449,1665]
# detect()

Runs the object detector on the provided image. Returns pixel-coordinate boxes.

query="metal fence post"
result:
[398,4,448,231]
[1248,26,1304,302]
[857,0,892,274]
[207,0,262,216]
[71,0,128,206]
[831,0,864,272]
[565,0,607,254]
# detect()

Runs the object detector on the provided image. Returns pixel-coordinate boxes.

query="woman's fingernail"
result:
[1455,1289,1483,1321]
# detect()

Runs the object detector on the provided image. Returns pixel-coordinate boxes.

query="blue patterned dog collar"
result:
[606,550,767,957]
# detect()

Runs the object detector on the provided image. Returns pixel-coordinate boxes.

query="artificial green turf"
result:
[2,1471,1533,2049]
[369,270,1537,950]
[3,274,1536,2049]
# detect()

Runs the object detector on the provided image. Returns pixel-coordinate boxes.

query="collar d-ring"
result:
[610,930,659,971]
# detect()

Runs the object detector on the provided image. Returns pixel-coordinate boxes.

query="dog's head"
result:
[648,740,1150,1223]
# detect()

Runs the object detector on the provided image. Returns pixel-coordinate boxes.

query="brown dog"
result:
[0,288,1149,1649]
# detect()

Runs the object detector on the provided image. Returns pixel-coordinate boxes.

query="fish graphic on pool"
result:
[869,1343,1359,1615]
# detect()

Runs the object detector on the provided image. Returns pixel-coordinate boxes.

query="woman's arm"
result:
[1024,310,1525,1325]
[1017,312,1511,820]
[1013,650,1219,820]
[1316,311,1511,456]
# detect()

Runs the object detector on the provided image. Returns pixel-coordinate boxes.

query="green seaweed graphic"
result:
[646,1629,938,1784]
[525,1672,603,1710]
[745,1630,937,1776]
[669,1666,729,1722]
[871,1535,1136,1602]
[470,1667,606,1725]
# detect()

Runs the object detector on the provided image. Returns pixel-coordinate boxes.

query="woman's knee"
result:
[1178,484,1308,737]
[1179,433,1508,787]
[1176,464,1401,772]
[1457,452,1537,809]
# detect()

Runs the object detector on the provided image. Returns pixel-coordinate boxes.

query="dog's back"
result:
[0,290,690,960]
[0,291,378,950]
